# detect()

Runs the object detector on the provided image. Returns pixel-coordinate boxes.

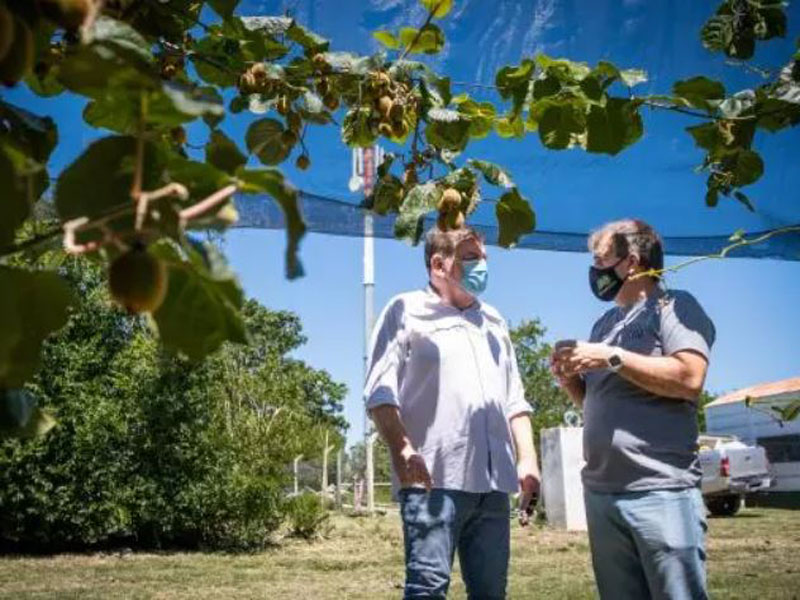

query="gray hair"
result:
[588,219,664,273]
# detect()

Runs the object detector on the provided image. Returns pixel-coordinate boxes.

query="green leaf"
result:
[373,31,400,50]
[725,148,764,187]
[395,183,442,244]
[0,151,32,248]
[579,76,603,102]
[779,399,800,422]
[673,76,726,112]
[533,74,562,100]
[705,187,719,207]
[245,118,292,166]
[55,136,166,224]
[619,69,648,88]
[495,115,525,138]
[371,175,405,215]
[425,108,471,151]
[585,98,643,155]
[0,389,56,439]
[207,0,239,18]
[0,266,74,388]
[84,83,225,134]
[495,59,535,99]
[420,0,453,18]
[167,157,232,202]
[496,187,535,248]
[157,83,225,122]
[535,55,591,80]
[0,101,58,164]
[240,16,293,37]
[728,228,746,242]
[342,108,378,148]
[687,122,722,151]
[431,75,453,107]
[456,99,495,139]
[192,33,245,87]
[57,17,156,97]
[235,168,306,279]
[468,159,513,188]
[496,59,535,116]
[719,90,757,118]
[151,241,247,361]
[288,22,330,54]
[399,24,445,55]
[538,102,586,150]
[733,190,755,212]
[206,131,247,175]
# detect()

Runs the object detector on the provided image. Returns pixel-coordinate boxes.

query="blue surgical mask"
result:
[460,258,488,296]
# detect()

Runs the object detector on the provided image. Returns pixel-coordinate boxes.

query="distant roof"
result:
[706,377,800,408]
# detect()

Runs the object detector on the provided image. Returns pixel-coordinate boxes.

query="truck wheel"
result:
[706,494,741,517]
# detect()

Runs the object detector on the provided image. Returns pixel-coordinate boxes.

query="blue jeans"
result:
[399,489,510,599]
[584,487,708,600]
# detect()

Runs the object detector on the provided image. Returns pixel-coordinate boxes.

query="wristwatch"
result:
[607,351,623,373]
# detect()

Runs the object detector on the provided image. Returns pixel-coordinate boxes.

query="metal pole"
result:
[363,144,379,515]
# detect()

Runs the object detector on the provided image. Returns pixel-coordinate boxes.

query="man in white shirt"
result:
[365,226,540,599]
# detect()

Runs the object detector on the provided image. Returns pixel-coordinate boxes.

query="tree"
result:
[509,319,574,450]
[0,253,347,550]
[1,0,798,435]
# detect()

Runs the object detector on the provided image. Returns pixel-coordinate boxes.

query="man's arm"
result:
[509,413,541,525]
[370,405,431,490]
[559,342,708,401]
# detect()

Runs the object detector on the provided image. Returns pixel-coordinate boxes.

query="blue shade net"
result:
[229,1,800,260]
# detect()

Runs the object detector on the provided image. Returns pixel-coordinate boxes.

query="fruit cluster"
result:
[365,70,412,140]
[1,0,90,86]
[436,187,466,231]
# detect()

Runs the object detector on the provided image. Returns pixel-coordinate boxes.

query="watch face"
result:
[609,354,622,367]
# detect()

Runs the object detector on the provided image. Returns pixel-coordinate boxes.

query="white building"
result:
[705,377,800,495]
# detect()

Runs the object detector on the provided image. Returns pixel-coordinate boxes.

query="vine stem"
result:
[633,225,800,280]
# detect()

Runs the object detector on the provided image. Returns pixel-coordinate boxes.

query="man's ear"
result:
[430,254,443,275]
[627,253,641,275]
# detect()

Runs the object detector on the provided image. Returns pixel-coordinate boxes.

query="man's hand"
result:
[517,459,541,527]
[553,341,614,377]
[393,444,432,491]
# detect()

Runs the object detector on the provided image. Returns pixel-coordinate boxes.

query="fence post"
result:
[366,431,377,513]
[293,454,303,495]
[335,448,344,510]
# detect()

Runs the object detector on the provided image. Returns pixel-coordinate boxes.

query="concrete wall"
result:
[540,427,587,531]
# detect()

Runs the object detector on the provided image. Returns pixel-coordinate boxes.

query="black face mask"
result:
[589,257,628,302]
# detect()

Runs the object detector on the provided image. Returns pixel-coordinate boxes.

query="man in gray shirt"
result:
[551,219,715,600]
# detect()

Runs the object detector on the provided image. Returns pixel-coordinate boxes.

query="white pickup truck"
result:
[699,434,772,516]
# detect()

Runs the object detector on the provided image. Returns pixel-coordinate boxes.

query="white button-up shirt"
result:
[364,286,532,495]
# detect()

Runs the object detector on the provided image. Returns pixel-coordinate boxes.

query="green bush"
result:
[0,257,346,551]
[286,492,331,540]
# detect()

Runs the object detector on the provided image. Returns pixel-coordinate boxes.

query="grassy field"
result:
[1,507,798,599]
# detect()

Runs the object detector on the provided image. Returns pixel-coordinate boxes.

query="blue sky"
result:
[5,0,799,446]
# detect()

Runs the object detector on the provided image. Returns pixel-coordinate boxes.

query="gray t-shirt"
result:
[582,289,716,493]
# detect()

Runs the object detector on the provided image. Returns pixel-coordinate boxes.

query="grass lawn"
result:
[1,507,798,599]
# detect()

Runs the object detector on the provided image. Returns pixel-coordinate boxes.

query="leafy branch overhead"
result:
[0,0,797,433]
